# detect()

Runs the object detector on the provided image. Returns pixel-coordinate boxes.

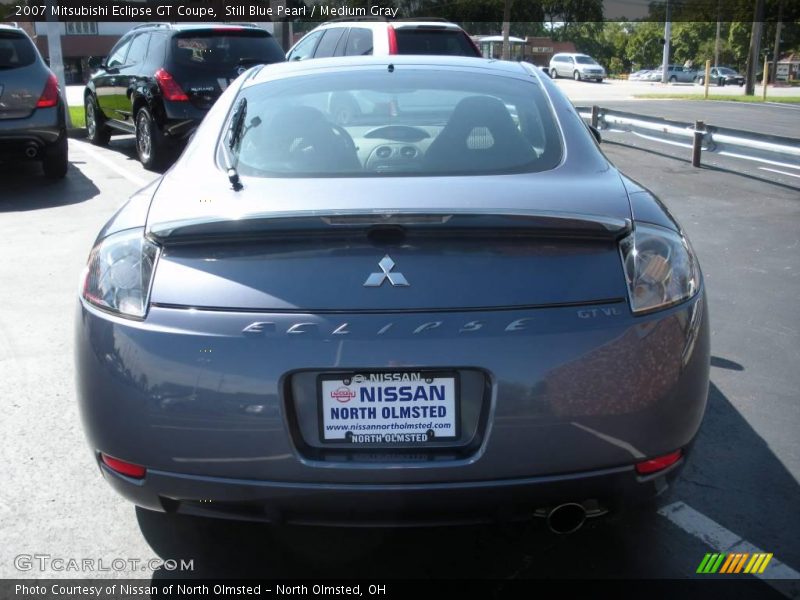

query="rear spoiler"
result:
[147,209,632,245]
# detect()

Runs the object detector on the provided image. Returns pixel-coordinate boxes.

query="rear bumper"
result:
[76,290,710,521]
[100,456,686,526]
[0,103,66,160]
[161,100,208,141]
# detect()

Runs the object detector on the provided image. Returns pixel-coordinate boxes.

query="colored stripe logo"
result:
[697,552,773,574]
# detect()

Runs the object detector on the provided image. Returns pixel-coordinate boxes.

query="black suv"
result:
[0,23,68,178]
[84,23,284,169]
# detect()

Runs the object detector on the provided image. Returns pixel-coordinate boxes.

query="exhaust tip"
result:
[547,502,587,535]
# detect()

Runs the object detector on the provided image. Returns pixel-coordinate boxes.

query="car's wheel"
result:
[719,78,726,87]
[85,95,110,146]
[739,80,745,87]
[550,68,558,79]
[573,70,581,81]
[42,136,68,179]
[135,106,167,170]
[696,77,704,85]
[669,75,677,83]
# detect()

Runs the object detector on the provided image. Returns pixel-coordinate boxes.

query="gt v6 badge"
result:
[363,255,409,287]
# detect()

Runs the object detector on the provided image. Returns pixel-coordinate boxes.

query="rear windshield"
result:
[227,69,562,178]
[170,30,284,69]
[0,32,37,69]
[394,29,480,57]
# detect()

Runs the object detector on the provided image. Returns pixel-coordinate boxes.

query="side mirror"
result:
[88,56,103,70]
[589,125,602,144]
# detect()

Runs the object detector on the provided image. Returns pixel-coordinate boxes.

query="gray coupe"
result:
[76,56,710,533]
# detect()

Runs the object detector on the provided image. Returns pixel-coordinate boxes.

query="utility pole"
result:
[771,0,783,84]
[661,0,671,84]
[501,0,513,60]
[270,0,290,51]
[744,0,765,96]
[714,0,721,68]
[45,0,70,127]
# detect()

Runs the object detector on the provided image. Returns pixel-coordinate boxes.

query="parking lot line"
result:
[759,167,800,180]
[72,139,150,188]
[658,501,800,596]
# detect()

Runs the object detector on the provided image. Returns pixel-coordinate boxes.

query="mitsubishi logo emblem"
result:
[363,255,409,287]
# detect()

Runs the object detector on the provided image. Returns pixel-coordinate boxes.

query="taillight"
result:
[635,450,682,475]
[387,26,398,55]
[36,73,59,108]
[100,453,146,478]
[155,68,189,102]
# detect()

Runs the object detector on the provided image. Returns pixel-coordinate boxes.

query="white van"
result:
[549,53,606,82]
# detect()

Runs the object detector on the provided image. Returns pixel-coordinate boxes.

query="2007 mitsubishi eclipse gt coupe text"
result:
[75,56,710,532]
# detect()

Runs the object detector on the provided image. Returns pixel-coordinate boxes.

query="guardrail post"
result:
[591,105,599,129]
[692,121,705,167]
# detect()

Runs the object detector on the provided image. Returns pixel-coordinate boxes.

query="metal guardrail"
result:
[576,106,800,171]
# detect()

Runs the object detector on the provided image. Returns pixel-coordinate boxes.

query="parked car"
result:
[665,64,697,83]
[0,23,68,178]
[548,53,606,82]
[628,69,653,81]
[286,19,481,61]
[76,56,709,530]
[84,23,284,169]
[695,66,745,87]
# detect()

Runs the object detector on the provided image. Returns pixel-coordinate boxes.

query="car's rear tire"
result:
[696,77,705,86]
[42,136,68,179]
[550,68,558,79]
[669,75,677,83]
[135,106,167,171]
[573,70,581,81]
[85,96,110,146]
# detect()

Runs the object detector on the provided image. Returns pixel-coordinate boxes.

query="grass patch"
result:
[68,105,85,128]
[633,93,800,104]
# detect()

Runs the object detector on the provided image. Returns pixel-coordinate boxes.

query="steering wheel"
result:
[331,124,358,155]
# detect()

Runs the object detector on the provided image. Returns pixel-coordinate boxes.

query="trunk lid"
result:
[147,171,633,312]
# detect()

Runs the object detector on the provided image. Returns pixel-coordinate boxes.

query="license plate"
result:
[319,371,459,444]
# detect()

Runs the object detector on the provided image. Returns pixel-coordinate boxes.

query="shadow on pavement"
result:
[138,382,799,582]
[0,158,100,212]
[602,139,800,194]
[106,136,173,174]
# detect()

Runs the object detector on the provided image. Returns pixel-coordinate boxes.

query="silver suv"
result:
[549,53,606,82]
[0,23,68,178]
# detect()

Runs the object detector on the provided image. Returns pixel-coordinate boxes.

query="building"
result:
[476,36,576,66]
[776,53,799,82]
[29,22,140,84]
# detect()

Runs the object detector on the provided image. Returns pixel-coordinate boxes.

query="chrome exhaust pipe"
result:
[25,145,38,158]
[546,502,587,535]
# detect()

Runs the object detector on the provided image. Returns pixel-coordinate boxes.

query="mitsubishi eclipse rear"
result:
[75,56,710,529]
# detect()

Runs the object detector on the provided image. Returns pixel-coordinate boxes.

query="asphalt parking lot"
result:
[0,126,798,593]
